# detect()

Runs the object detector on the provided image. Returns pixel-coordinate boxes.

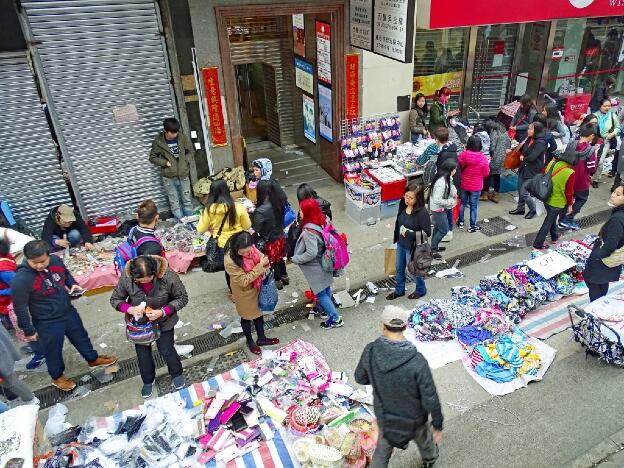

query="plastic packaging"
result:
[44,403,69,438]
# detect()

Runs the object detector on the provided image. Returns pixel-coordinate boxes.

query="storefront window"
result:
[412,28,469,110]
[545,17,624,120]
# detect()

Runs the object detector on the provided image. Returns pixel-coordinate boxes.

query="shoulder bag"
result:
[126,315,161,346]
[407,230,433,278]
[507,113,528,140]
[201,213,228,272]
[503,139,526,170]
[258,270,279,312]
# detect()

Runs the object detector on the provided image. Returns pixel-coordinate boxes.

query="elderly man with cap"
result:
[355,305,443,468]
[41,204,94,251]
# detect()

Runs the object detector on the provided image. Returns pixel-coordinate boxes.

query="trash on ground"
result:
[435,267,465,279]
[479,254,492,263]
[505,225,518,231]
[99,343,108,349]
[366,296,376,303]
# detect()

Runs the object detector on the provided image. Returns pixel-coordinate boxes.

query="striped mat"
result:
[521,281,624,340]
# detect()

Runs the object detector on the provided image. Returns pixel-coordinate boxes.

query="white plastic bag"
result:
[44,403,68,438]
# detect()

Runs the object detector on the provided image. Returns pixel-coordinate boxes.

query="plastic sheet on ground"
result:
[405,328,463,369]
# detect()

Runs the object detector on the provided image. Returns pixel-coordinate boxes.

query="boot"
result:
[488,192,500,203]
[52,374,77,392]
[88,354,118,369]
[479,192,489,201]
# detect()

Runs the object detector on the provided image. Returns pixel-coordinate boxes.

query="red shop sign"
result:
[425,0,624,29]
[346,53,359,121]
[201,67,227,146]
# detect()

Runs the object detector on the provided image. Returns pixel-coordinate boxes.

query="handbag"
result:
[527,161,567,202]
[507,113,528,140]
[503,141,525,170]
[126,316,161,346]
[201,214,227,272]
[258,270,279,312]
[407,231,432,278]
[368,350,418,449]
[602,245,624,267]
[283,201,297,228]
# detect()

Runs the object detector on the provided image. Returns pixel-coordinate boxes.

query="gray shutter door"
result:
[0,52,72,231]
[22,0,176,218]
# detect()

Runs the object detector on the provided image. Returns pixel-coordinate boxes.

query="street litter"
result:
[435,267,465,278]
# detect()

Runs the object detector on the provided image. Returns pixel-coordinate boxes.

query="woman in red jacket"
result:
[458,135,490,233]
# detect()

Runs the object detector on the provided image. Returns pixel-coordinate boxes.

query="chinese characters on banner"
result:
[563,93,591,124]
[201,67,227,146]
[346,54,359,120]
[316,21,331,85]
[318,84,333,142]
[292,14,305,57]
[302,94,316,143]
[373,0,414,62]
[294,57,314,95]
[350,0,373,50]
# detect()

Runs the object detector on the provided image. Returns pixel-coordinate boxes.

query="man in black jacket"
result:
[355,305,443,467]
[41,204,94,251]
[11,240,117,391]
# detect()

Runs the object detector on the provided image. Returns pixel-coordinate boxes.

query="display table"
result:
[364,167,406,202]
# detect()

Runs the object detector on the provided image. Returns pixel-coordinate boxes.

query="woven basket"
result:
[308,443,343,467]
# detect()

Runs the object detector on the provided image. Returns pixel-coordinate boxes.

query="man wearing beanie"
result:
[355,305,443,467]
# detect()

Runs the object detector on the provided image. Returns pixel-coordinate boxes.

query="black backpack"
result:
[527,160,568,202]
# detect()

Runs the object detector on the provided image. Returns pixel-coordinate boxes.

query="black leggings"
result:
[272,259,287,282]
[587,282,609,302]
[483,174,501,192]
[225,271,231,292]
[241,316,267,345]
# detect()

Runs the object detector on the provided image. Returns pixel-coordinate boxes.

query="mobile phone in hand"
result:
[70,287,86,297]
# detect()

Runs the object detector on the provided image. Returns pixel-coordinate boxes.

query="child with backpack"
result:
[433,128,460,242]
[532,154,576,250]
[458,135,490,232]
[558,123,598,231]
[429,159,458,260]
[292,199,347,330]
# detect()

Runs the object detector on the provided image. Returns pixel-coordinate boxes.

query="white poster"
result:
[318,84,333,142]
[294,57,314,95]
[373,0,410,62]
[316,21,331,85]
[292,13,304,29]
[527,251,576,280]
[350,0,373,50]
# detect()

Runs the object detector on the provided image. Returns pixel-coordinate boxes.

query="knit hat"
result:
[381,305,410,328]
[56,204,76,223]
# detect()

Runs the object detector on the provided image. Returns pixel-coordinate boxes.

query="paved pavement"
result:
[8,173,624,467]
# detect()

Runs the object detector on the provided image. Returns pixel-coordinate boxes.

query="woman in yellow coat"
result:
[224,232,279,354]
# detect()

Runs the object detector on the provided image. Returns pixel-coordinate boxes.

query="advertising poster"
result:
[373,0,414,62]
[294,57,314,95]
[201,67,227,146]
[316,21,332,85]
[350,0,373,50]
[302,94,316,143]
[413,71,463,98]
[292,14,305,57]
[563,93,592,124]
[346,53,359,120]
[318,83,333,142]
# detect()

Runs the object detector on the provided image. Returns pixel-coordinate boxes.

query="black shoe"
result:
[281,275,290,286]
[509,209,525,215]
[592,181,599,188]
[432,252,442,260]
[608,172,615,178]
[275,280,284,290]
[436,247,446,252]
[524,211,537,219]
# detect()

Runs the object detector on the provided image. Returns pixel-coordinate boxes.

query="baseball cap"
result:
[56,204,76,223]
[381,305,410,328]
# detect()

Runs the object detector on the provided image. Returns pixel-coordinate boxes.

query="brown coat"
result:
[224,253,268,320]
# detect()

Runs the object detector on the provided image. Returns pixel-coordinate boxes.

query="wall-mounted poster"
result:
[350,0,373,50]
[318,83,332,142]
[316,21,331,85]
[373,0,415,63]
[293,14,305,57]
[294,57,314,95]
[303,94,316,143]
[346,53,359,120]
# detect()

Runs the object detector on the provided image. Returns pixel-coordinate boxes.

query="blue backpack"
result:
[114,227,164,274]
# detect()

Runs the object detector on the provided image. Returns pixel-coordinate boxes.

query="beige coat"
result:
[224,254,268,320]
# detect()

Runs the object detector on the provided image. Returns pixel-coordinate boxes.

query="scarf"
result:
[252,158,273,180]
[242,245,263,290]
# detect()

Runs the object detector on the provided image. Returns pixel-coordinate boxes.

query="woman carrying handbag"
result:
[110,255,188,398]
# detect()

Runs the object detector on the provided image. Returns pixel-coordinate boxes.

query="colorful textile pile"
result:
[408,303,454,341]
[430,298,476,328]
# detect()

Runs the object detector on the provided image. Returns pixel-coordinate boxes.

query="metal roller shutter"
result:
[22,0,176,218]
[0,52,72,231]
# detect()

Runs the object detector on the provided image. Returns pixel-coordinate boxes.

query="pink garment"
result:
[242,245,263,290]
[458,150,490,192]
[573,142,597,192]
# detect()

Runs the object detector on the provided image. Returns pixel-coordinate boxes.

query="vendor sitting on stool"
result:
[41,204,94,251]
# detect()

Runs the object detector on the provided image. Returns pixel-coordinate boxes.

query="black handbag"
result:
[201,214,227,272]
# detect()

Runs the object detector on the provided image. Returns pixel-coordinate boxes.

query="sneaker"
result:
[558,220,572,230]
[172,375,186,390]
[88,354,118,369]
[441,231,453,242]
[26,355,46,370]
[569,221,580,231]
[468,226,481,233]
[275,280,284,290]
[320,317,344,329]
[432,252,442,260]
[457,221,465,229]
[141,382,154,398]
[174,344,194,356]
[52,374,77,392]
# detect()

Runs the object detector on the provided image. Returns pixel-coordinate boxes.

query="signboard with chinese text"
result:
[316,21,332,85]
[293,14,305,57]
[295,57,314,95]
[201,67,227,146]
[303,94,316,143]
[346,54,359,120]
[318,83,333,142]
[563,93,592,124]
[372,0,415,63]
[350,0,373,50]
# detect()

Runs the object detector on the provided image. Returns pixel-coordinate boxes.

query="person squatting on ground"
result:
[41,204,94,252]
[253,180,289,289]
[224,232,279,354]
[12,240,117,391]
[149,117,195,220]
[110,255,188,398]
[583,184,624,302]
[355,305,443,468]
[292,199,344,330]
[197,180,252,297]
[429,159,458,260]
[435,128,460,242]
[481,119,511,203]
[387,183,430,301]
[458,135,490,233]
[510,121,548,220]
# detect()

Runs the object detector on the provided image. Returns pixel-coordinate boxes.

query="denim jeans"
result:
[162,177,194,219]
[316,287,339,322]
[52,229,82,251]
[533,204,562,247]
[459,190,481,229]
[516,176,536,212]
[394,243,427,297]
[431,211,449,251]
[446,209,453,231]
[561,190,589,223]
[135,329,182,384]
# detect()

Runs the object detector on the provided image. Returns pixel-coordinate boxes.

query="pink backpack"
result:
[320,223,349,273]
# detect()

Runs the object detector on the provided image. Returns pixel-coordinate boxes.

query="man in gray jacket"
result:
[355,305,443,467]
[149,118,195,220]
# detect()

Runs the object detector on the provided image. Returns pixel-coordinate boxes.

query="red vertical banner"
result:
[201,67,227,146]
[345,53,359,121]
